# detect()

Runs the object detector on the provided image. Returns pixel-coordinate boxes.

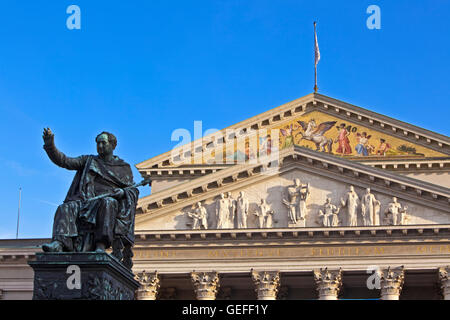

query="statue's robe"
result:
[44,142,139,252]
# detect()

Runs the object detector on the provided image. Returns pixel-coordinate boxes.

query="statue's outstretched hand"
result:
[43,127,54,145]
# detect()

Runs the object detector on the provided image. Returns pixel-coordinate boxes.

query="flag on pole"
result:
[314,22,320,66]
[313,21,320,93]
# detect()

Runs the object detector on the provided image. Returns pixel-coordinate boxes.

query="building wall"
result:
[403,172,450,188]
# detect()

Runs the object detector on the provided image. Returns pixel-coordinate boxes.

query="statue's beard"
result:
[97,149,112,158]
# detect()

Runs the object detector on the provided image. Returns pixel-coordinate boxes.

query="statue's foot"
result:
[42,241,63,252]
[95,242,106,253]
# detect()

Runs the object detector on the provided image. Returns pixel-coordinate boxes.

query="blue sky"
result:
[0,1,449,239]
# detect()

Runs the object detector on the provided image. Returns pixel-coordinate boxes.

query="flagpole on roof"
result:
[16,187,21,239]
[314,21,320,93]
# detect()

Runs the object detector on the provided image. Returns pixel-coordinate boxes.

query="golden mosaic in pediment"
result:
[277,111,446,158]
[192,111,446,165]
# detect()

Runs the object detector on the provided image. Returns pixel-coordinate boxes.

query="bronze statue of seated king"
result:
[41,128,147,269]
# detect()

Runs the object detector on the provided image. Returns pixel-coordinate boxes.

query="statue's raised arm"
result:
[42,127,87,171]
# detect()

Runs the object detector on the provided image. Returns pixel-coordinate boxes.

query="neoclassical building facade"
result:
[1,93,449,300]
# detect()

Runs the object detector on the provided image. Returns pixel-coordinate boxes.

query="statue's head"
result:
[350,186,355,192]
[294,178,301,186]
[239,191,244,197]
[96,132,117,157]
[393,197,398,203]
[366,188,371,194]
[326,197,331,203]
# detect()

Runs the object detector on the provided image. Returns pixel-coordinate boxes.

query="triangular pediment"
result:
[135,146,450,231]
[136,93,450,183]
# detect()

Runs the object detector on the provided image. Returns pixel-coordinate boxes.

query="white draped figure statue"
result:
[318,197,340,227]
[227,192,236,229]
[236,191,249,228]
[340,186,359,226]
[384,197,408,226]
[188,202,208,230]
[361,188,381,226]
[216,193,231,229]
[283,178,310,226]
[254,199,274,228]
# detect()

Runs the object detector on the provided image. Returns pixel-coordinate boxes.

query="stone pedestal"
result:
[29,252,140,300]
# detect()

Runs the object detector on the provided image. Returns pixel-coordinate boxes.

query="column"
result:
[251,271,280,300]
[135,271,160,300]
[191,271,220,300]
[379,266,404,300]
[313,268,342,300]
[439,266,450,300]
[159,287,177,300]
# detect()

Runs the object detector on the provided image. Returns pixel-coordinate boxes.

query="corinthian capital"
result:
[251,271,280,300]
[191,271,220,300]
[313,268,342,300]
[379,266,404,300]
[135,271,160,300]
[439,266,450,300]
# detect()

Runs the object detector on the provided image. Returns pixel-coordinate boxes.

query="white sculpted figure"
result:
[384,197,408,226]
[187,202,208,230]
[340,186,359,226]
[318,197,340,227]
[235,191,249,228]
[227,192,236,228]
[216,193,231,229]
[361,188,381,226]
[254,199,274,228]
[283,178,310,226]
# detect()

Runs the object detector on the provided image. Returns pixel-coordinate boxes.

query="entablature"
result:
[134,224,450,245]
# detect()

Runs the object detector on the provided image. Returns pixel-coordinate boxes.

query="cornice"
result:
[358,158,450,173]
[136,146,450,222]
[135,93,450,173]
[134,224,450,245]
[0,252,34,261]
[140,164,234,181]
